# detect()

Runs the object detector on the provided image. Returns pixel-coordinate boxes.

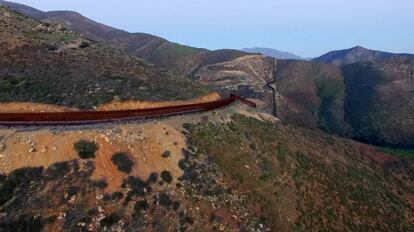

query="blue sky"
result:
[9,0,414,57]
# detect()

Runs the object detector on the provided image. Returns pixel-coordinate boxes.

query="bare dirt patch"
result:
[0,102,79,113]
[0,93,220,113]
[96,92,220,111]
[0,120,187,192]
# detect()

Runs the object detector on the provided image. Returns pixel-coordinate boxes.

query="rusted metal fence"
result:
[0,95,256,126]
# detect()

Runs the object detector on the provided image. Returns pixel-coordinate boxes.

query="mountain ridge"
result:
[242,47,304,60]
[0,0,248,76]
[313,45,414,66]
[0,5,210,108]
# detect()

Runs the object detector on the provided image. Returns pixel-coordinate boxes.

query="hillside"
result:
[274,60,351,135]
[0,103,412,231]
[242,47,303,60]
[0,5,210,109]
[342,57,414,148]
[195,48,414,148]
[3,1,414,149]
[0,0,248,76]
[313,46,414,66]
[193,55,273,106]
[194,55,352,135]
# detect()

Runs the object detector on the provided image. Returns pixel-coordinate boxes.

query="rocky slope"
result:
[313,46,414,66]
[0,6,210,109]
[0,103,412,231]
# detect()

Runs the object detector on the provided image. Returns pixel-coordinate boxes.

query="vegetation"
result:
[111,152,134,173]
[134,200,149,212]
[44,161,70,180]
[161,151,171,158]
[74,140,97,159]
[160,170,173,183]
[0,6,211,109]
[378,147,414,158]
[100,213,120,228]
[0,167,43,206]
[0,214,45,232]
[315,75,349,135]
[185,114,414,231]
[342,63,384,134]
[155,193,173,208]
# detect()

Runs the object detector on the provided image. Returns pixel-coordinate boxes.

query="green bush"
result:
[79,41,90,49]
[0,173,6,183]
[0,167,43,205]
[146,172,158,184]
[45,161,70,180]
[161,151,171,158]
[156,193,173,207]
[182,123,192,131]
[134,200,149,212]
[160,170,173,183]
[0,214,44,232]
[111,152,134,173]
[74,140,98,159]
[100,213,120,228]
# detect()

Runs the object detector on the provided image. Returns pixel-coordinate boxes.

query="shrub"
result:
[160,170,173,183]
[100,213,120,228]
[183,216,194,225]
[161,151,171,158]
[111,152,134,173]
[178,159,189,171]
[146,172,158,184]
[45,161,70,180]
[8,167,44,185]
[90,180,108,190]
[79,41,90,49]
[134,200,149,212]
[182,123,192,131]
[123,176,147,197]
[74,140,97,159]
[0,215,44,232]
[0,180,15,206]
[111,192,124,201]
[0,173,6,183]
[155,193,173,208]
[66,186,78,198]
[173,201,180,211]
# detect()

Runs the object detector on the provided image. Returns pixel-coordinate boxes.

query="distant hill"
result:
[313,46,414,66]
[242,47,303,60]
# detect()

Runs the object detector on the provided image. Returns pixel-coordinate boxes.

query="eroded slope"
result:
[0,103,412,231]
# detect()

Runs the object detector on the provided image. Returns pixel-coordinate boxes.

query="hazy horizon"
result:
[6,0,414,57]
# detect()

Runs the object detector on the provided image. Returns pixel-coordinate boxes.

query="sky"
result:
[8,0,414,57]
